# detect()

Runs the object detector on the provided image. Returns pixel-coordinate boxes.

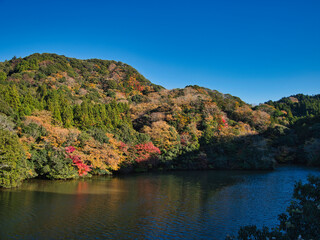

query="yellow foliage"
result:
[24,111,126,171]
[76,133,126,171]
[56,73,63,79]
[88,83,96,88]
[25,111,80,148]
[143,121,180,151]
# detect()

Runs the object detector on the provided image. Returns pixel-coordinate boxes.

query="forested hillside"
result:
[0,53,319,188]
[264,95,320,166]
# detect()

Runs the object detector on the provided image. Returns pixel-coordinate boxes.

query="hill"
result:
[0,53,319,188]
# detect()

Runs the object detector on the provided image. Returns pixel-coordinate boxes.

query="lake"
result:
[1,166,319,239]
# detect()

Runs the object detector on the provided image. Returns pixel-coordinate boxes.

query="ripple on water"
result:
[1,166,320,239]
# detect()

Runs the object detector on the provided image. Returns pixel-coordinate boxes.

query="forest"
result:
[0,53,319,188]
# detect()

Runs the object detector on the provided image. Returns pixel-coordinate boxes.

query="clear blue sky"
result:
[0,0,319,104]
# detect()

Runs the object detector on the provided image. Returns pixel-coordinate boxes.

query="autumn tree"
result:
[142,121,181,163]
[134,142,161,168]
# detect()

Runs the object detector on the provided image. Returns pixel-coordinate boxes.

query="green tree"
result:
[73,104,82,127]
[0,130,29,188]
[61,104,74,128]
[0,72,7,82]
[228,176,320,239]
[52,103,62,125]
[31,145,78,180]
[81,101,91,127]
[4,85,21,112]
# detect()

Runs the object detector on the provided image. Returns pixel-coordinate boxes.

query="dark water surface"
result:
[1,166,320,240]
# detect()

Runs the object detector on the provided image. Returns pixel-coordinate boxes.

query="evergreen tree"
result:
[73,104,82,127]
[0,72,7,82]
[80,101,91,127]
[61,104,74,128]
[4,85,21,113]
[52,103,62,125]
[99,104,107,123]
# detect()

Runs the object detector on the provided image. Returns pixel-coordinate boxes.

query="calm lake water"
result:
[1,166,320,240]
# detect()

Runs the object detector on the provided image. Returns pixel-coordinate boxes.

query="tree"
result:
[80,101,91,127]
[228,176,320,239]
[143,121,181,162]
[0,71,7,82]
[61,104,74,128]
[134,142,161,168]
[278,175,320,239]
[0,130,30,188]
[4,85,21,112]
[52,103,62,125]
[30,145,78,180]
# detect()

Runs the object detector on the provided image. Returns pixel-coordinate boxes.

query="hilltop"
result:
[0,53,319,188]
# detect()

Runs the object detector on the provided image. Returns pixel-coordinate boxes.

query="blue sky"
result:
[0,0,319,104]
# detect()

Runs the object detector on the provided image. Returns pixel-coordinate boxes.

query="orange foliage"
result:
[24,111,126,171]
[24,111,79,148]
[76,133,126,171]
[88,83,96,88]
[128,76,144,92]
[56,73,63,79]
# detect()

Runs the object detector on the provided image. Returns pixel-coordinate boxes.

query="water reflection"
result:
[1,166,319,239]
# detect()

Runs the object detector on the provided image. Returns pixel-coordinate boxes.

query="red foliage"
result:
[222,118,228,127]
[119,141,128,154]
[65,146,91,176]
[128,76,144,92]
[134,142,161,163]
[65,146,76,153]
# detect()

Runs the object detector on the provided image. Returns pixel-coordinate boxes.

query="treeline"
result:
[262,95,320,166]
[0,53,319,188]
[266,94,320,123]
[0,82,134,132]
[0,53,162,96]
